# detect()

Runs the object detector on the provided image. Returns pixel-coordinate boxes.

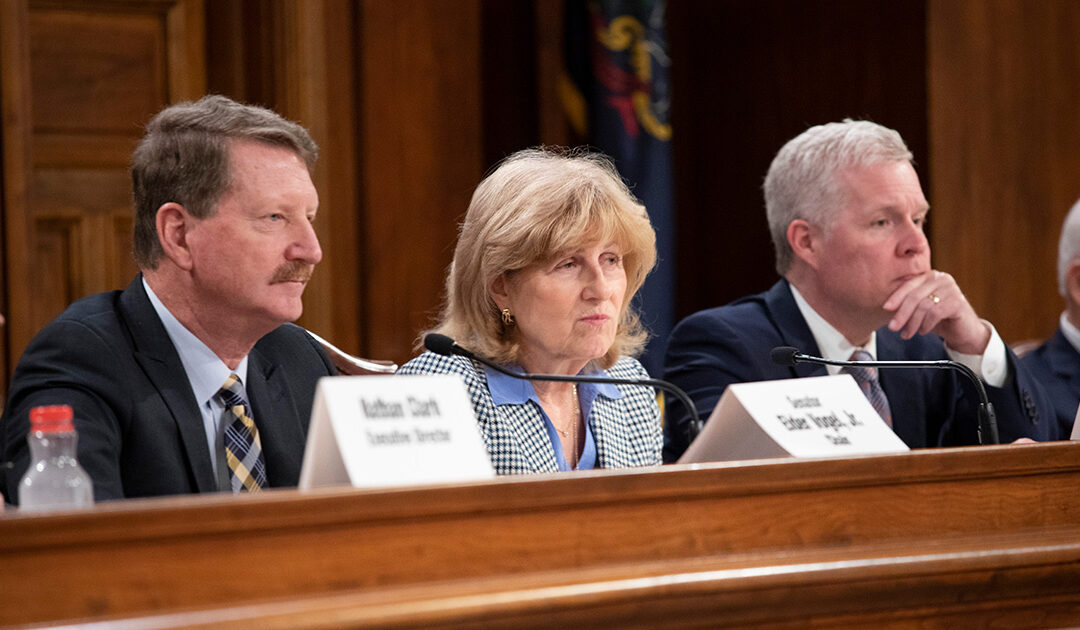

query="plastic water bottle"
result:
[18,405,94,511]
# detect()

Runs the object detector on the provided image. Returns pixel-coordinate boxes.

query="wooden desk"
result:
[3,441,1080,627]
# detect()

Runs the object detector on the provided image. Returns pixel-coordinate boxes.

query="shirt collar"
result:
[789,283,878,374]
[142,277,249,406]
[484,364,623,406]
[1060,311,1080,355]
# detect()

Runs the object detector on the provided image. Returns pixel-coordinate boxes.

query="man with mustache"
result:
[1,96,335,502]
[663,119,1052,461]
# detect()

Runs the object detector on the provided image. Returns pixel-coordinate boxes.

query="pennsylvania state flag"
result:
[562,0,674,376]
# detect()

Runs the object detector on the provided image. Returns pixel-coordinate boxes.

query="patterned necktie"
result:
[217,373,267,492]
[842,350,893,428]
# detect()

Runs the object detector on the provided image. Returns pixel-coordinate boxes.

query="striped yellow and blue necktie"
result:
[217,373,267,492]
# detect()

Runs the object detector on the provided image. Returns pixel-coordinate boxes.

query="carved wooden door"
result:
[0,0,206,391]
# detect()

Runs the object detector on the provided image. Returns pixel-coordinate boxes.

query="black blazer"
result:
[1020,328,1080,439]
[662,279,1052,461]
[1,276,335,502]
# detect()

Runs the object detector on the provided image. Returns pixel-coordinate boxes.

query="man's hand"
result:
[883,270,991,355]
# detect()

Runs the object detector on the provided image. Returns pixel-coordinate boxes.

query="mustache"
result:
[270,261,314,284]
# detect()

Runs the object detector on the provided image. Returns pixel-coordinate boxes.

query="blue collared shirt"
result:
[484,366,623,471]
[143,278,248,489]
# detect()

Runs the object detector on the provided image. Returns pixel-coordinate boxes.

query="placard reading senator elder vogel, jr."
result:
[680,374,909,464]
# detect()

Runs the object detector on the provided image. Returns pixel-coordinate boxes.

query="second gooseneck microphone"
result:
[770,345,1000,445]
[424,333,703,441]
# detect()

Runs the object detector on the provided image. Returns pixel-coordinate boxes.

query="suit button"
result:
[1022,390,1038,423]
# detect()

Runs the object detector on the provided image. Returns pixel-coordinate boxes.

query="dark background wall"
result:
[668,0,929,316]
[3,0,1078,387]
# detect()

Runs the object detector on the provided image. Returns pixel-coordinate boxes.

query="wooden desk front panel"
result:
[1,442,1078,625]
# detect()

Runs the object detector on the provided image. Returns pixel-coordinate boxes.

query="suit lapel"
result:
[874,329,923,446]
[119,276,217,493]
[763,280,828,379]
[489,398,556,473]
[589,395,628,467]
[246,347,307,486]
[516,402,559,472]
[1047,330,1080,381]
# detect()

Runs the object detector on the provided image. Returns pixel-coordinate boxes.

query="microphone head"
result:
[770,346,801,366]
[423,333,459,357]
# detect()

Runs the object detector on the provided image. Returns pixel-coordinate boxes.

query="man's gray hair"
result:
[1058,198,1080,296]
[763,119,913,275]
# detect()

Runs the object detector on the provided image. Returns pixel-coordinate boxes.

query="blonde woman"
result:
[400,148,661,474]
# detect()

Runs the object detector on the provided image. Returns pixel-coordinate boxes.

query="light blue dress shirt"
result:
[484,366,624,471]
[143,279,248,489]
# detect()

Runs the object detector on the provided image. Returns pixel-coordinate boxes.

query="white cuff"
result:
[946,320,1007,388]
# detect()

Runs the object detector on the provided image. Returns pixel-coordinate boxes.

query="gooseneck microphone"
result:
[770,346,1000,445]
[424,333,703,441]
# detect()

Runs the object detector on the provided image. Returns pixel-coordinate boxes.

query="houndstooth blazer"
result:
[398,351,662,475]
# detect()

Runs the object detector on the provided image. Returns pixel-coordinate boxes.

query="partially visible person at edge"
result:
[398,148,662,474]
[1,95,335,503]
[663,119,1052,462]
[1021,197,1080,438]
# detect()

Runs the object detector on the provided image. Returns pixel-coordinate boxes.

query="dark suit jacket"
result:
[662,280,1051,461]
[1,276,335,502]
[1020,328,1080,439]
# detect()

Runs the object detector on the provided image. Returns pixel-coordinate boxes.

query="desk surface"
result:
[3,441,1080,627]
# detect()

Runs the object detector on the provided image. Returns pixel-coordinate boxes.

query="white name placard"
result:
[299,375,495,490]
[679,374,909,463]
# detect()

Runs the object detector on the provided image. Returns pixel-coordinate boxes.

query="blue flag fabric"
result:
[563,0,674,377]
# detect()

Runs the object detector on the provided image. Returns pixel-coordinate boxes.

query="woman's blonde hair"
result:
[422,147,657,370]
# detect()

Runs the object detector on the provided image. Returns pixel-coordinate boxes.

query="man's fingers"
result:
[899,292,945,338]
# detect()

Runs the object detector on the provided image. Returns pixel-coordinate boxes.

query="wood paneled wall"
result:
[202,0,365,354]
[356,1,485,360]
[928,0,1080,344]
[1,0,205,387]
[3,0,1080,380]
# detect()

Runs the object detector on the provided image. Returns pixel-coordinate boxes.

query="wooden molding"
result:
[3,442,1080,625]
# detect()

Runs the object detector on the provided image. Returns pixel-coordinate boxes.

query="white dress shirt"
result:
[1060,312,1080,355]
[789,284,1007,387]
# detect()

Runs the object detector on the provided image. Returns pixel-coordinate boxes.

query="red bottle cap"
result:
[29,405,74,433]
